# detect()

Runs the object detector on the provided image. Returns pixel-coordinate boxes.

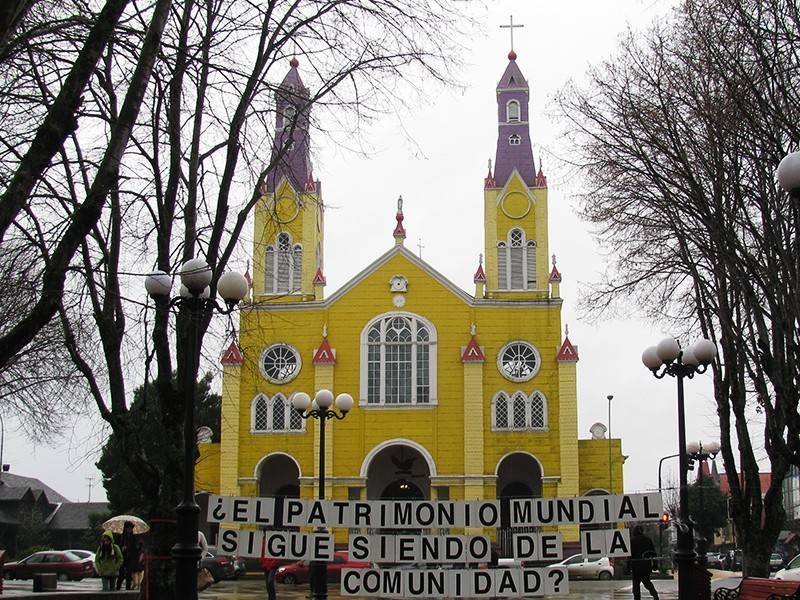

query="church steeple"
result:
[266,57,313,192]
[493,51,536,187]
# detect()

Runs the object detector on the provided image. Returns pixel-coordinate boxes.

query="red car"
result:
[275,551,371,584]
[3,550,95,581]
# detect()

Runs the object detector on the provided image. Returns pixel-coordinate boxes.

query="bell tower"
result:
[253,57,325,302]
[483,49,549,299]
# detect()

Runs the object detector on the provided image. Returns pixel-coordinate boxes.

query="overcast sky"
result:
[7,0,754,504]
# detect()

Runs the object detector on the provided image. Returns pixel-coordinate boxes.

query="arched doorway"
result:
[495,452,543,556]
[257,453,300,529]
[364,442,432,501]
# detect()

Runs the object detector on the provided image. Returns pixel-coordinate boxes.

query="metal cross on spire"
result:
[500,15,524,51]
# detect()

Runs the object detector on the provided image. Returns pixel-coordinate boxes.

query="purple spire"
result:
[493,52,536,187]
[266,58,313,193]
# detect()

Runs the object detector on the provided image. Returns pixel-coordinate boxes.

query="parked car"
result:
[3,550,95,581]
[551,554,614,580]
[705,553,724,569]
[771,553,786,572]
[276,551,371,584]
[65,550,96,576]
[207,545,246,578]
[775,554,800,580]
[201,552,236,582]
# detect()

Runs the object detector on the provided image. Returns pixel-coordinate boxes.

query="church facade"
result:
[197,51,624,546]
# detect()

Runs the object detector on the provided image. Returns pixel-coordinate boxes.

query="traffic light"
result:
[659,512,671,530]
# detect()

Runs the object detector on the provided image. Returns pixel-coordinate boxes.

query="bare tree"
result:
[559,0,799,576]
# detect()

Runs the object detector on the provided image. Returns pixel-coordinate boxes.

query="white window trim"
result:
[250,393,307,434]
[264,232,302,295]
[497,228,536,290]
[491,390,549,432]
[497,339,542,382]
[506,99,520,123]
[508,134,521,146]
[359,311,438,407]
[259,343,302,384]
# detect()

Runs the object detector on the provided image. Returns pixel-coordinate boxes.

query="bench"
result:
[714,577,800,600]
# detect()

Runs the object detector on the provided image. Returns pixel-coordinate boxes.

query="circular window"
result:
[260,344,301,384]
[497,341,541,382]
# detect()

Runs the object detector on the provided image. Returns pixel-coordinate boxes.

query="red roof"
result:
[461,337,486,362]
[484,167,496,189]
[473,263,486,283]
[549,264,562,283]
[556,336,579,362]
[312,267,326,286]
[718,472,772,496]
[221,342,243,365]
[312,339,336,364]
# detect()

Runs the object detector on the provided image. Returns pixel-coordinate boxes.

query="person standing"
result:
[130,539,146,590]
[95,530,123,591]
[261,554,279,600]
[117,521,137,590]
[630,526,660,600]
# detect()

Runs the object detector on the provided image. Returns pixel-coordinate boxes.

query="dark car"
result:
[201,552,236,582]
[3,550,95,581]
[207,545,246,579]
[275,551,371,585]
[705,553,724,569]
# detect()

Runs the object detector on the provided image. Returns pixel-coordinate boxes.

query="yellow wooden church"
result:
[197,50,624,547]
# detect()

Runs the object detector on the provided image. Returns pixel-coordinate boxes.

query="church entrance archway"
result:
[364,442,432,501]
[496,452,543,556]
[257,453,300,529]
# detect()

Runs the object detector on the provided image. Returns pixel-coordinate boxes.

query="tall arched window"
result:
[507,100,520,122]
[497,229,536,290]
[265,232,302,294]
[251,394,306,433]
[492,391,548,431]
[360,313,437,405]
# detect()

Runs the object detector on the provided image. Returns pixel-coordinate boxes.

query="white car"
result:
[774,554,800,580]
[552,554,614,580]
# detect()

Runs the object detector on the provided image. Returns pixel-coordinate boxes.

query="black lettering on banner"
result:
[515,534,537,560]
[220,529,237,553]
[397,536,416,562]
[546,567,568,595]
[427,571,446,595]
[438,502,456,527]
[289,533,308,559]
[254,499,272,525]
[452,570,464,596]
[420,536,439,561]
[407,570,425,595]
[606,529,630,557]
[349,535,369,561]
[333,501,350,526]
[578,499,594,523]
[232,498,248,522]
[581,530,605,558]
[383,570,402,595]
[267,533,287,558]
[536,499,555,524]
[469,535,490,562]
[354,502,371,526]
[312,534,333,561]
[643,494,661,519]
[342,570,360,595]
[478,501,499,527]
[416,502,435,526]
[362,570,381,594]
[210,495,229,522]
[308,500,326,525]
[555,499,574,523]
[445,536,463,561]
[473,570,493,595]
[540,534,561,560]
[394,502,412,527]
[522,569,542,595]
[617,495,637,520]
[285,500,305,526]
[600,496,611,522]
[496,569,519,596]
[512,499,532,526]
[242,530,260,556]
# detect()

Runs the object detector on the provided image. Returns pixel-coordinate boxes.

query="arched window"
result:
[360,313,437,405]
[265,232,302,294]
[492,391,548,431]
[251,394,306,433]
[507,100,520,123]
[509,134,521,146]
[497,229,536,290]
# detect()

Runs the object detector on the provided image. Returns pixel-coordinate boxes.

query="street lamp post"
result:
[642,336,717,600]
[145,259,248,600]
[291,389,354,600]
[607,394,613,494]
[687,440,721,566]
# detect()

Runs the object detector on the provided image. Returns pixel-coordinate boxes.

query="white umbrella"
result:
[101,514,149,534]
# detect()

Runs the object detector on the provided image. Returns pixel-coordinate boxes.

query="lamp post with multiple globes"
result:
[145,259,249,600]
[686,440,721,566]
[291,389,354,600]
[642,336,717,600]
